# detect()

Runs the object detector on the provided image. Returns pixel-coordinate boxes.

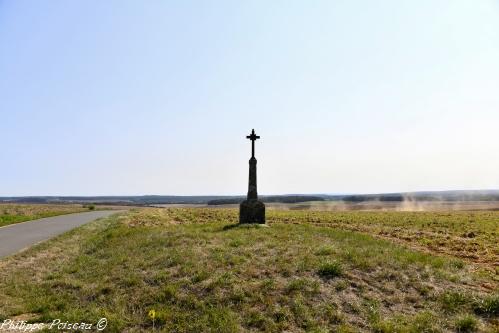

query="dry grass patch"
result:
[269,210,499,274]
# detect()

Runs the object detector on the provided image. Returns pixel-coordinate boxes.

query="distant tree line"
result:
[343,195,405,202]
[207,196,325,205]
[2,191,499,206]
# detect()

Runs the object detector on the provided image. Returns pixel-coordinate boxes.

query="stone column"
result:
[247,157,257,200]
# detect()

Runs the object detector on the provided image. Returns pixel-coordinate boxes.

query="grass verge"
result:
[0,204,91,228]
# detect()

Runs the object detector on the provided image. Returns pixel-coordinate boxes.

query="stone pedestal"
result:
[239,199,265,224]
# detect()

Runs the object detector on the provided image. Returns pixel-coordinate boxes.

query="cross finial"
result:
[246,129,260,158]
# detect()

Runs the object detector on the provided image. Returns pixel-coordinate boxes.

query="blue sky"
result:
[1,0,498,196]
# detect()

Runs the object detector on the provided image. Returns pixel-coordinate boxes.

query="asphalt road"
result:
[0,210,122,258]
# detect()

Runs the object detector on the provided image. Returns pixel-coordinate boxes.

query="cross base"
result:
[239,199,265,224]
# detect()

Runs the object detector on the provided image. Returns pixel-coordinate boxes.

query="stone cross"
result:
[246,128,260,158]
[239,129,265,224]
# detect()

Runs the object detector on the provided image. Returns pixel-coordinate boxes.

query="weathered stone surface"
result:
[247,157,258,200]
[239,199,265,224]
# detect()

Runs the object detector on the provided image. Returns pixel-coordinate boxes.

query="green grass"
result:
[455,315,479,332]
[0,208,497,332]
[317,261,342,279]
[0,204,90,227]
[473,295,499,317]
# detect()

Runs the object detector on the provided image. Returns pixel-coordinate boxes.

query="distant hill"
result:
[1,190,498,206]
[0,196,229,205]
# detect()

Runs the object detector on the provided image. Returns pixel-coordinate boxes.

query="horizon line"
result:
[1,189,498,198]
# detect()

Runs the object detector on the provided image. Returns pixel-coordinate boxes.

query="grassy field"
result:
[0,204,93,228]
[0,208,497,332]
[159,200,499,212]
[263,201,499,212]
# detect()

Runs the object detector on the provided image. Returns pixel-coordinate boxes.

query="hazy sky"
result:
[1,0,498,196]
